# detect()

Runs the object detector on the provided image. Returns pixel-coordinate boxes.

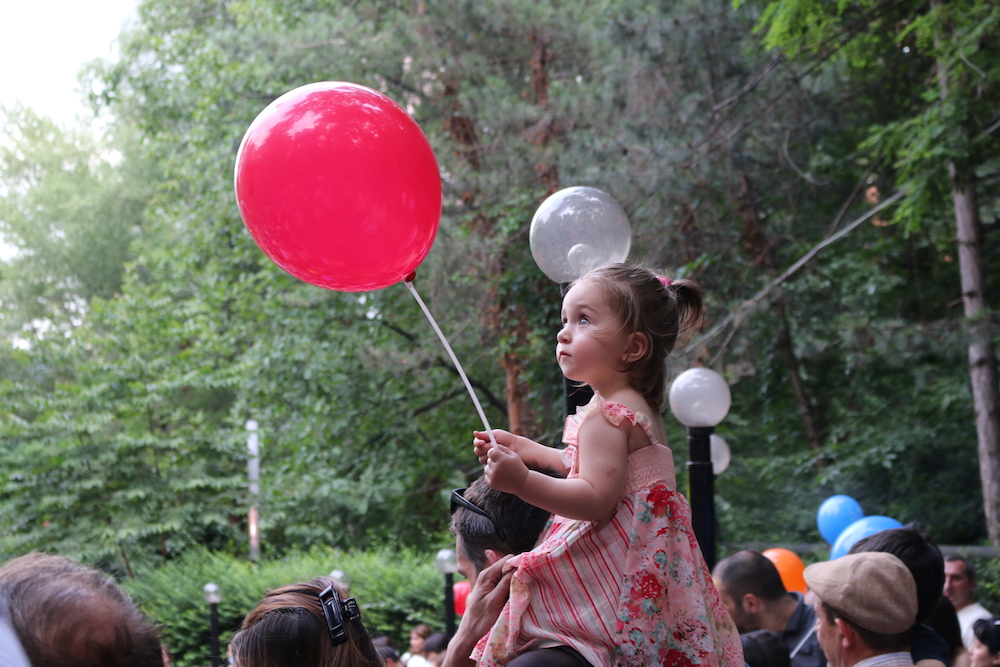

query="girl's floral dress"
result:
[472,394,743,667]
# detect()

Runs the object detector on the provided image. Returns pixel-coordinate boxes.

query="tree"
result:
[0,106,153,341]
[744,0,1000,544]
[1,0,993,568]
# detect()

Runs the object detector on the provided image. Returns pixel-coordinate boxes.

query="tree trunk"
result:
[951,166,1000,547]
[932,4,1000,546]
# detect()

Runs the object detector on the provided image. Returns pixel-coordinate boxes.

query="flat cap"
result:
[804,552,917,634]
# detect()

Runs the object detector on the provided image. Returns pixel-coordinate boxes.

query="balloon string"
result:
[404,280,497,448]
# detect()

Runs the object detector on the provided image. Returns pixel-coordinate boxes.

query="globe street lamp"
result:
[435,548,458,638]
[329,569,351,590]
[668,368,731,570]
[203,582,222,667]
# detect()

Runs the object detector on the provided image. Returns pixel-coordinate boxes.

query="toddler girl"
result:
[472,263,741,667]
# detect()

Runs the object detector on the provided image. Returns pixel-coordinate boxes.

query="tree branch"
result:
[705,189,909,365]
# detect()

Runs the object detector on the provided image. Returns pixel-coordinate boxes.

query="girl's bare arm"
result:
[485,415,626,521]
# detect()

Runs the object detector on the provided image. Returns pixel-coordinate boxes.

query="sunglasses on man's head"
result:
[450,488,506,541]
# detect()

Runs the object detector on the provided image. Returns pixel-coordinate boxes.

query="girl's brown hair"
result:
[229,577,382,667]
[579,263,703,411]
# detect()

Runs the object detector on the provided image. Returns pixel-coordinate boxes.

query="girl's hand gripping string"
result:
[474,428,526,466]
[473,430,569,474]
[474,429,530,492]
[472,429,505,465]
[484,442,529,494]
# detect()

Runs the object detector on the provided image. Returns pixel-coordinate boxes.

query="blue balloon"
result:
[830,515,904,559]
[817,495,865,545]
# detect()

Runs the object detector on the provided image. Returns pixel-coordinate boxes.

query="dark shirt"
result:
[783,592,827,667]
[910,623,952,667]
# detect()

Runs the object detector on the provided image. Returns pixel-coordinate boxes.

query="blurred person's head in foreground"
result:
[230,576,381,667]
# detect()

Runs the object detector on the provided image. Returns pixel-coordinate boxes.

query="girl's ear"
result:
[623,332,649,364]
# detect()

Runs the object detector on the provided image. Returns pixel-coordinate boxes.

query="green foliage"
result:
[122,546,445,667]
[971,555,1000,614]
[1,0,996,571]
[0,106,155,339]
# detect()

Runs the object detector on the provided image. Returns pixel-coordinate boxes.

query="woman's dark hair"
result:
[926,596,964,661]
[974,617,1000,655]
[848,525,944,623]
[230,577,381,667]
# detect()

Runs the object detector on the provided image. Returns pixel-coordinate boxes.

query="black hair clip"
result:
[318,585,361,647]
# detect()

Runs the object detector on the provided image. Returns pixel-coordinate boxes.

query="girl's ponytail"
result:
[668,278,704,349]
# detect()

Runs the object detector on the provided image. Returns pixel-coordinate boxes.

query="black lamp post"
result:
[436,549,458,638]
[203,582,222,667]
[668,368,731,571]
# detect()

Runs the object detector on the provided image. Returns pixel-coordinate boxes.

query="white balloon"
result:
[668,368,731,427]
[529,187,632,283]
[710,434,731,475]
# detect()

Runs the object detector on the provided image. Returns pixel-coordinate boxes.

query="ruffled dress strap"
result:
[561,394,675,499]
[564,393,659,443]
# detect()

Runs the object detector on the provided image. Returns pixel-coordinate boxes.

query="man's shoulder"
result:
[784,592,816,632]
[851,652,914,667]
[958,602,993,621]
[785,594,826,667]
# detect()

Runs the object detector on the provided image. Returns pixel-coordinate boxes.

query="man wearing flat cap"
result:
[805,552,919,667]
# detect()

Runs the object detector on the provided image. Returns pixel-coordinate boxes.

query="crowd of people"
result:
[1,264,996,667]
[1,512,994,667]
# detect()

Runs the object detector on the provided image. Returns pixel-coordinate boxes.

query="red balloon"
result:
[234,82,441,291]
[453,579,470,616]
[762,548,807,594]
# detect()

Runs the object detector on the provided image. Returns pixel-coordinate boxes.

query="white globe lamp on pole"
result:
[669,368,731,569]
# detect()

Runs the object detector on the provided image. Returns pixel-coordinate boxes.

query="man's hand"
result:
[441,555,515,667]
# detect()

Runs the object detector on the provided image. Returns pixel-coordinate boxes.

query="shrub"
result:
[123,546,446,666]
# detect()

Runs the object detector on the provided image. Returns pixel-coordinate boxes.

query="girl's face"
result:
[556,280,632,390]
[970,638,999,667]
[409,630,426,654]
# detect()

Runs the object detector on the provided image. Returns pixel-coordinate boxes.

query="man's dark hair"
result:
[451,474,553,572]
[819,601,910,654]
[376,645,401,663]
[712,550,788,603]
[848,526,944,623]
[741,629,791,667]
[0,552,162,667]
[945,555,976,582]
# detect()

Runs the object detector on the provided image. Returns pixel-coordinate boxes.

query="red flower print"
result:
[661,648,697,667]
[630,572,663,600]
[647,484,672,516]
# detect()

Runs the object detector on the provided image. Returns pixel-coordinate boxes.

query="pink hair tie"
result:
[657,275,672,288]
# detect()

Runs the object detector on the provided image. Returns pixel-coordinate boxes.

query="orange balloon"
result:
[762,548,807,593]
